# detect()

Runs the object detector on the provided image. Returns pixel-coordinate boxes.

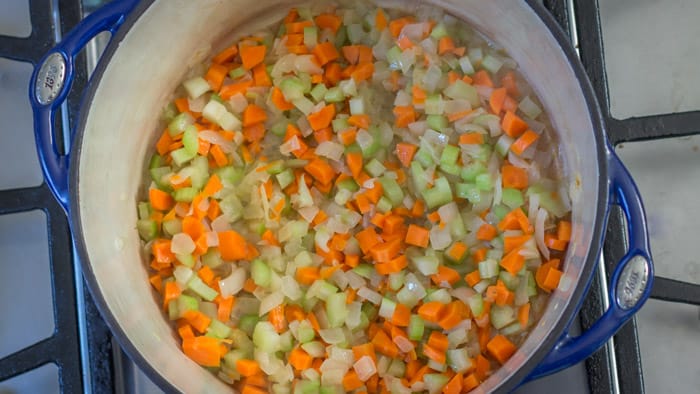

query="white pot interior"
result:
[76,0,602,392]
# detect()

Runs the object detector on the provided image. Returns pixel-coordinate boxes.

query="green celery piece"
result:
[216,166,244,185]
[460,161,486,182]
[410,161,430,193]
[238,314,259,336]
[149,166,171,189]
[440,144,460,166]
[168,112,194,136]
[229,66,246,79]
[408,315,425,340]
[326,292,348,328]
[265,160,286,175]
[378,176,404,207]
[201,250,223,268]
[325,87,345,103]
[149,154,164,169]
[207,319,232,339]
[455,183,480,203]
[310,83,328,102]
[251,259,272,288]
[176,294,199,317]
[187,276,218,301]
[475,173,493,191]
[337,178,359,192]
[353,263,374,278]
[426,114,448,132]
[162,219,182,237]
[430,23,449,39]
[364,158,386,177]
[137,202,151,220]
[502,188,524,209]
[493,204,510,220]
[421,177,453,209]
[170,147,196,167]
[276,168,295,189]
[136,219,157,241]
[182,125,199,155]
[176,253,195,268]
[376,196,393,213]
[162,102,178,123]
[424,94,444,115]
[444,80,478,106]
[174,187,198,202]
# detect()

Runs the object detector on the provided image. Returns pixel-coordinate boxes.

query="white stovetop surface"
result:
[0,0,698,392]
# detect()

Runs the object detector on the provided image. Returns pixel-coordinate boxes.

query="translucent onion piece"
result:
[170,233,195,255]
[353,355,377,381]
[535,207,550,260]
[219,267,246,297]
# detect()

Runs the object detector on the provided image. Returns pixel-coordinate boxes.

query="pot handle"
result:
[527,146,654,380]
[29,0,140,213]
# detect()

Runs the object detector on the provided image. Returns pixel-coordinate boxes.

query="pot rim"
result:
[68,1,609,392]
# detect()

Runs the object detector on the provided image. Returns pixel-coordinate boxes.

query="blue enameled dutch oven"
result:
[28,0,654,392]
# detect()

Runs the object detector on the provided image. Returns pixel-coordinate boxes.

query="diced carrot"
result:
[393,105,415,127]
[422,343,446,364]
[346,151,364,178]
[395,142,418,167]
[463,373,480,392]
[458,132,485,145]
[500,247,526,275]
[162,281,181,309]
[503,235,531,253]
[210,144,228,167]
[183,310,212,333]
[239,45,266,70]
[347,114,370,129]
[511,130,539,156]
[343,370,364,391]
[324,62,343,85]
[351,62,374,82]
[205,63,229,92]
[375,255,408,275]
[219,79,254,100]
[252,63,271,87]
[242,104,267,127]
[268,304,287,333]
[375,9,388,31]
[557,220,572,241]
[476,223,498,241]
[545,233,569,251]
[489,87,507,115]
[271,86,294,111]
[307,104,336,131]
[212,44,238,64]
[235,359,261,377]
[182,336,221,367]
[155,130,173,156]
[501,110,529,138]
[472,70,493,87]
[487,335,517,364]
[315,13,342,33]
[447,241,468,262]
[389,17,414,38]
[296,266,320,285]
[152,238,175,265]
[438,301,467,330]
[391,303,411,327]
[502,164,528,189]
[443,372,463,394]
[149,274,163,293]
[371,329,399,357]
[304,158,335,185]
[241,385,267,394]
[475,353,490,381]
[518,302,531,328]
[431,265,461,287]
[174,97,189,114]
[149,188,174,211]
[216,295,235,322]
[217,230,248,261]
[438,36,455,55]
[313,42,339,66]
[465,270,481,288]
[536,261,563,292]
[355,226,382,254]
[405,224,430,248]
[417,301,445,323]
[289,347,314,371]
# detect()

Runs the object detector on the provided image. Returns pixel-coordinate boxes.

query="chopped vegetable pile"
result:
[137,2,572,393]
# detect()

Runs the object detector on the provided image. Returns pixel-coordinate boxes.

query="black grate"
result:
[0,0,115,393]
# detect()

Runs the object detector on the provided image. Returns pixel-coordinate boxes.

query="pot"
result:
[29,0,654,392]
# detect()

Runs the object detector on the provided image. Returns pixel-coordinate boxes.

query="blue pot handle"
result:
[29,0,140,213]
[527,145,654,380]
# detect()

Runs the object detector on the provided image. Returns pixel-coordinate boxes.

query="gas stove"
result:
[0,0,698,393]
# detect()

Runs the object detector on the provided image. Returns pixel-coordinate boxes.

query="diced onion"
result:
[316,141,345,162]
[535,208,550,260]
[259,291,285,316]
[219,267,246,297]
[353,356,377,381]
[171,233,195,255]
[357,286,382,304]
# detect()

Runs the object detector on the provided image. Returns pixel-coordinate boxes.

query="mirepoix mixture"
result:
[136,2,572,393]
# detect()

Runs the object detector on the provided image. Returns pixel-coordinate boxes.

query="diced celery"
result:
[136,219,157,241]
[202,250,223,268]
[387,359,406,377]
[307,280,338,301]
[411,161,430,193]
[207,319,232,339]
[424,373,449,394]
[444,80,478,106]
[475,173,493,191]
[279,77,306,101]
[334,25,348,47]
[458,55,475,75]
[137,202,151,220]
[238,314,259,336]
[467,293,483,316]
[332,117,349,133]
[149,166,172,189]
[414,146,435,168]
[310,83,328,102]
[162,219,181,237]
[303,26,318,48]
[411,255,440,276]
[170,147,196,167]
[493,204,510,220]
[149,154,164,169]
[276,168,295,189]
[519,96,543,119]
[162,102,178,123]
[473,279,490,294]
[502,188,524,209]
[324,87,345,103]
[378,297,397,319]
[447,348,473,373]
[216,166,244,185]
[528,186,568,218]
[376,197,393,213]
[408,315,425,340]
[430,23,449,39]
[482,54,504,74]
[297,320,316,343]
[421,177,453,209]
[188,276,218,301]
[176,253,195,268]
[424,94,444,115]
[449,215,467,239]
[168,112,194,136]
[388,271,405,291]
[478,259,500,278]
[347,23,364,43]
[378,176,404,207]
[386,46,402,69]
[297,380,321,394]
[490,305,516,329]
[251,259,271,288]
[182,125,199,155]
[176,294,199,317]
[326,292,348,328]
[265,160,286,175]
[440,144,460,167]
[229,66,246,79]
[426,288,451,304]
[182,76,211,99]
[499,271,520,290]
[364,158,386,177]
[460,161,486,182]
[202,100,241,131]
[495,134,515,156]
[352,263,374,278]
[455,183,480,203]
[279,330,295,352]
[337,178,359,192]
[527,271,538,297]
[293,97,315,115]
[174,187,198,202]
[426,115,448,132]
[270,121,288,136]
